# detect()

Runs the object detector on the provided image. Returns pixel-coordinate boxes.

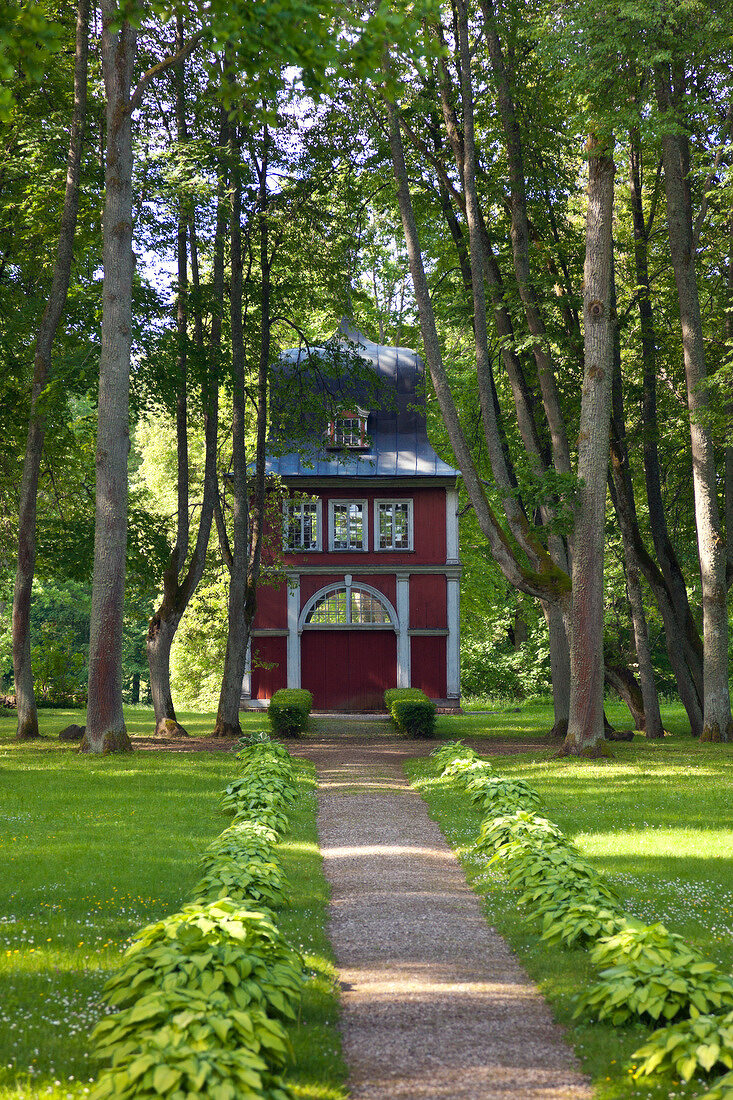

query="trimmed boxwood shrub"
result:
[384,687,436,738]
[267,689,313,736]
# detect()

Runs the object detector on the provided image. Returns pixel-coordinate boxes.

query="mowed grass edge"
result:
[406,737,733,1100]
[0,730,347,1100]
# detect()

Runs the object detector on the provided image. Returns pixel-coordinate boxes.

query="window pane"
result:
[284,501,318,550]
[378,502,410,550]
[351,588,389,624]
[393,503,409,549]
[307,588,348,624]
[333,504,349,549]
[378,504,392,549]
[332,502,363,549]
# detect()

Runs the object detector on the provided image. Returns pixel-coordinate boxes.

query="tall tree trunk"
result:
[213,121,269,737]
[656,64,732,742]
[628,127,704,712]
[608,266,664,738]
[543,599,570,737]
[12,0,89,740]
[145,30,221,738]
[563,136,615,756]
[82,1,136,753]
[721,207,726,585]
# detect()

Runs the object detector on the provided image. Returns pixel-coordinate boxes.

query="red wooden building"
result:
[242,322,460,712]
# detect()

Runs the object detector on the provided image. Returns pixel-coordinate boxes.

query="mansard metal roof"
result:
[266,320,458,481]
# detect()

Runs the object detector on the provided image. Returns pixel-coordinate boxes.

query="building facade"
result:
[242,323,460,712]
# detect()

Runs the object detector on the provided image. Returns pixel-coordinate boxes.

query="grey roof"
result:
[266,321,458,480]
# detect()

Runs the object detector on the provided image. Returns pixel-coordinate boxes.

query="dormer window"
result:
[326,409,369,449]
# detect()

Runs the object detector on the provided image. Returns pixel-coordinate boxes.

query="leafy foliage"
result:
[92,986,292,1070]
[192,856,289,911]
[589,922,704,972]
[102,901,304,1022]
[473,811,566,857]
[384,688,437,737]
[267,690,313,736]
[574,959,733,1026]
[537,901,630,949]
[631,1009,733,1082]
[92,1039,296,1100]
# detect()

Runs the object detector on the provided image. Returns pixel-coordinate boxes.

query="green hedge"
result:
[384,687,436,738]
[268,689,313,736]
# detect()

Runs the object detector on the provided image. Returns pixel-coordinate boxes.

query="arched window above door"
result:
[300,582,397,630]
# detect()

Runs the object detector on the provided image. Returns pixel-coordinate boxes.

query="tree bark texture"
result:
[12,0,89,740]
[542,600,570,738]
[213,118,268,737]
[564,139,615,755]
[609,272,664,739]
[82,2,136,753]
[628,129,704,713]
[656,65,732,742]
[145,39,220,738]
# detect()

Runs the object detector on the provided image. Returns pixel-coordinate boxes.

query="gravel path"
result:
[296,740,592,1100]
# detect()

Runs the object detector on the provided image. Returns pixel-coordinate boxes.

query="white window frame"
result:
[325,407,370,450]
[374,498,414,552]
[328,499,368,551]
[282,498,322,552]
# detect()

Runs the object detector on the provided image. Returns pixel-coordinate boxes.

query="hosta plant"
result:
[631,1009,733,1081]
[430,740,474,767]
[518,870,620,913]
[92,1037,295,1100]
[103,901,304,1020]
[191,857,289,911]
[468,776,541,814]
[574,959,733,1026]
[236,738,293,764]
[442,757,493,784]
[474,811,567,857]
[219,776,297,816]
[91,987,292,1069]
[232,805,290,837]
[503,845,604,890]
[539,901,631,949]
[203,821,279,866]
[590,922,703,972]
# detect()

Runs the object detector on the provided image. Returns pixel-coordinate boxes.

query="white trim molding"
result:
[373,498,414,551]
[241,637,252,699]
[396,575,411,687]
[446,487,459,564]
[446,576,460,698]
[287,577,301,687]
[328,498,369,551]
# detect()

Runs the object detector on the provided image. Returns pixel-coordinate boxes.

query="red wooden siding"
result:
[250,637,287,700]
[410,635,447,699]
[299,574,341,604]
[301,630,396,710]
[253,581,287,630]
[409,574,446,629]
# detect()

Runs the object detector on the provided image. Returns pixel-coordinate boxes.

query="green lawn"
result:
[0,699,729,1099]
[0,723,345,1100]
[407,735,733,1100]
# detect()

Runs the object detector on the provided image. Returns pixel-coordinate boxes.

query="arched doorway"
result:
[299,582,398,710]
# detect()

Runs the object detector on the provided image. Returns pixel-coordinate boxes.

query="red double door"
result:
[300,630,396,711]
